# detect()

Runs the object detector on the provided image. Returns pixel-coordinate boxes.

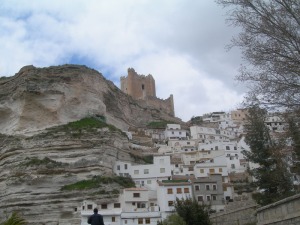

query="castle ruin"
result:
[120,68,175,116]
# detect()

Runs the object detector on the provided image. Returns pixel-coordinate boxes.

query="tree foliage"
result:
[157,214,186,225]
[0,212,27,225]
[217,0,300,110]
[174,198,211,225]
[243,106,294,205]
[285,111,300,175]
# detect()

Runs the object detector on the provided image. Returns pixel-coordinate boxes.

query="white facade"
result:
[156,181,193,219]
[81,188,161,225]
[114,156,172,190]
[81,200,122,225]
[168,139,196,152]
[164,124,187,140]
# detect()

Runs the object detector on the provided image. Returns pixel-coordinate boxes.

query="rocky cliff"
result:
[0,120,135,224]
[0,64,181,135]
[0,65,182,224]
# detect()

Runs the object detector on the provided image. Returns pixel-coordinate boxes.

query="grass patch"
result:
[22,157,66,168]
[38,116,127,138]
[62,117,116,131]
[146,120,172,129]
[61,175,135,191]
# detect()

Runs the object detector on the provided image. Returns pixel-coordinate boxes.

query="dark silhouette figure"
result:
[88,208,105,225]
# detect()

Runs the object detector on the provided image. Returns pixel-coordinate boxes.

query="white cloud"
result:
[0,0,245,121]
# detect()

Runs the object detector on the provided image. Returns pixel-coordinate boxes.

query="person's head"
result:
[93,208,98,214]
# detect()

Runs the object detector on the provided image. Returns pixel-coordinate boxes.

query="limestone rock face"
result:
[0,129,132,225]
[0,65,181,135]
[0,65,182,224]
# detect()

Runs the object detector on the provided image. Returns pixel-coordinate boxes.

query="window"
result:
[184,188,189,193]
[87,204,93,210]
[209,168,215,174]
[167,188,173,194]
[219,168,223,172]
[145,218,150,224]
[206,195,211,201]
[114,203,121,208]
[101,204,107,209]
[82,206,85,210]
[160,168,165,173]
[138,218,143,224]
[177,188,182,194]
[234,146,237,150]
[168,201,174,206]
[137,203,146,208]
[212,195,217,201]
[198,196,204,201]
[74,207,77,212]
[144,169,149,174]
[187,142,190,144]
[147,180,151,184]
[125,220,127,224]
[141,84,145,90]
[172,131,174,134]
[231,164,235,169]
[133,193,140,198]
[195,185,199,191]
[226,146,230,150]
[179,132,182,134]
[213,185,217,190]
[200,169,204,173]
[206,185,210,190]
[112,217,115,222]
[215,146,218,150]
[117,165,120,170]
[134,170,139,174]
[124,164,128,169]
[132,202,136,205]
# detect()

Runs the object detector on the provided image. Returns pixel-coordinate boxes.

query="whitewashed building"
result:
[114,156,172,190]
[164,124,187,140]
[156,179,193,219]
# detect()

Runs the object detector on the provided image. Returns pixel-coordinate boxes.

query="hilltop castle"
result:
[120,68,175,116]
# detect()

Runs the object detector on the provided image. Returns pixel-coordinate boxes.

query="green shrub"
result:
[146,120,171,129]
[22,157,66,168]
[0,212,27,225]
[61,175,135,191]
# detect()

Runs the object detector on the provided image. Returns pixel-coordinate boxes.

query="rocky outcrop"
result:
[0,123,134,225]
[0,65,182,224]
[0,64,182,135]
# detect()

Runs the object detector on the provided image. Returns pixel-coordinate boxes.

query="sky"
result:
[0,0,246,121]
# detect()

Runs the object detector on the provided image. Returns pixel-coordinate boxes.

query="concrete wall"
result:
[256,194,300,225]
[210,201,257,225]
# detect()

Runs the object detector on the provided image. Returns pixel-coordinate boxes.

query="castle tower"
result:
[120,68,156,100]
[120,68,175,116]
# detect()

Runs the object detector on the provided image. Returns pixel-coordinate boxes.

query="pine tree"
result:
[243,106,294,205]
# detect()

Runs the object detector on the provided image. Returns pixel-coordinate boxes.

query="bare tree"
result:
[217,0,300,110]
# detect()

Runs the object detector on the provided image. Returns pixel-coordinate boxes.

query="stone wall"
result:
[121,68,156,100]
[140,95,174,117]
[210,201,258,225]
[256,194,300,225]
[120,68,175,116]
